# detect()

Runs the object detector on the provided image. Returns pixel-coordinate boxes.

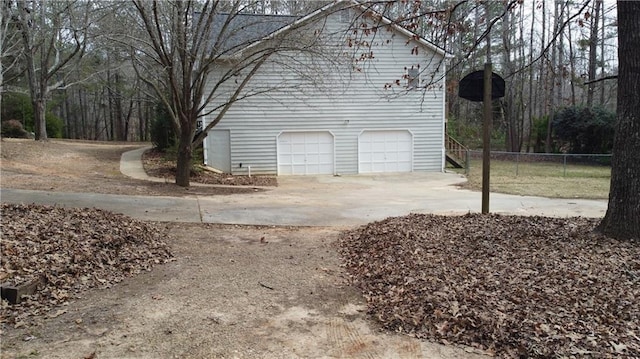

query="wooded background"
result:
[1,0,618,154]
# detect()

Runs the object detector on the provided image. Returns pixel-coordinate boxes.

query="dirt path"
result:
[0,139,488,358]
[1,224,486,359]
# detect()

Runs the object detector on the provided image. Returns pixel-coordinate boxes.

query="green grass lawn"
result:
[454,159,611,199]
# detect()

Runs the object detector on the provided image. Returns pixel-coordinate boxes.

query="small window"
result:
[407,66,420,89]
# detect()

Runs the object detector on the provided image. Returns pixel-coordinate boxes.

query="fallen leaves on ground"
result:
[338,213,640,358]
[142,149,277,187]
[0,203,173,327]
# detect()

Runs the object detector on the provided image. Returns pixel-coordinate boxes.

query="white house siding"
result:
[204,11,446,175]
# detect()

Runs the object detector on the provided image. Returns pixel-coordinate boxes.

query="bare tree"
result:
[1,0,23,108]
[130,0,346,187]
[13,0,91,140]
[596,1,640,240]
[586,0,601,107]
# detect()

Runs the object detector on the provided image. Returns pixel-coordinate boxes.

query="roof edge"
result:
[351,1,452,58]
[235,0,453,59]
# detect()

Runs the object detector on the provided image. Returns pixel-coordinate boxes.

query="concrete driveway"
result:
[195,173,607,226]
[1,163,607,227]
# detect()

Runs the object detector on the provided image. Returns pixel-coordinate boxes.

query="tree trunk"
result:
[599,1,606,106]
[567,8,577,107]
[114,72,125,141]
[62,88,70,138]
[544,2,559,153]
[33,92,47,140]
[124,97,134,141]
[137,97,145,141]
[526,1,536,152]
[502,5,517,152]
[175,118,194,187]
[538,0,546,122]
[586,0,601,108]
[597,1,640,240]
[556,2,564,108]
[79,88,87,139]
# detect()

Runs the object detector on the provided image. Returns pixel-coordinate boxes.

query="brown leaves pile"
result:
[338,213,640,358]
[142,149,277,187]
[0,203,173,327]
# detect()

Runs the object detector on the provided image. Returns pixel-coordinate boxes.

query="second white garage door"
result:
[278,131,334,175]
[359,130,413,173]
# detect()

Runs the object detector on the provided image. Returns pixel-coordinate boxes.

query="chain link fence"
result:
[464,151,612,178]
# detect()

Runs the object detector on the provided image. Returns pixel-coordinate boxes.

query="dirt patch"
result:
[0,222,485,359]
[0,139,261,196]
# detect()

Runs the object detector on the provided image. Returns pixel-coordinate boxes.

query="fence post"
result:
[516,153,520,176]
[465,149,470,175]
[563,155,567,177]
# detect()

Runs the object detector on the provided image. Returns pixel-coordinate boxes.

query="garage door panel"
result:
[278,131,334,175]
[359,130,413,173]
[306,154,319,163]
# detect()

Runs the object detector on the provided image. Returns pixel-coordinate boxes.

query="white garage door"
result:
[278,131,334,175]
[359,130,413,173]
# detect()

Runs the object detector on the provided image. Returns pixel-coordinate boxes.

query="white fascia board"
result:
[231,0,453,60]
[352,2,453,59]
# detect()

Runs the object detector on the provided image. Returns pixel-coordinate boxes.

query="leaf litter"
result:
[1,203,173,328]
[338,213,640,358]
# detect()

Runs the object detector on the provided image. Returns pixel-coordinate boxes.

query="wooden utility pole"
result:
[482,3,492,214]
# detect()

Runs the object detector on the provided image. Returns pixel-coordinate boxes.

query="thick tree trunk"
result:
[175,118,195,187]
[597,1,640,240]
[33,94,47,140]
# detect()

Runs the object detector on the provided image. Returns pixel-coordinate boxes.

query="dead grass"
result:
[456,159,611,199]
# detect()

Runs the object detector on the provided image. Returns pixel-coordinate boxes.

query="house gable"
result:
[203,4,448,176]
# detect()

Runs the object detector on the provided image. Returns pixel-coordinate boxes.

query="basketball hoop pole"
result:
[481,3,492,215]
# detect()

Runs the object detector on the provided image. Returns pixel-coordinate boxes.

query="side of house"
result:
[203,7,447,176]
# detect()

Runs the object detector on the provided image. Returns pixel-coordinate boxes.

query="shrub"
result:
[1,120,30,138]
[531,116,557,153]
[1,92,64,138]
[553,106,615,154]
[1,93,32,126]
[163,143,204,174]
[45,112,64,138]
